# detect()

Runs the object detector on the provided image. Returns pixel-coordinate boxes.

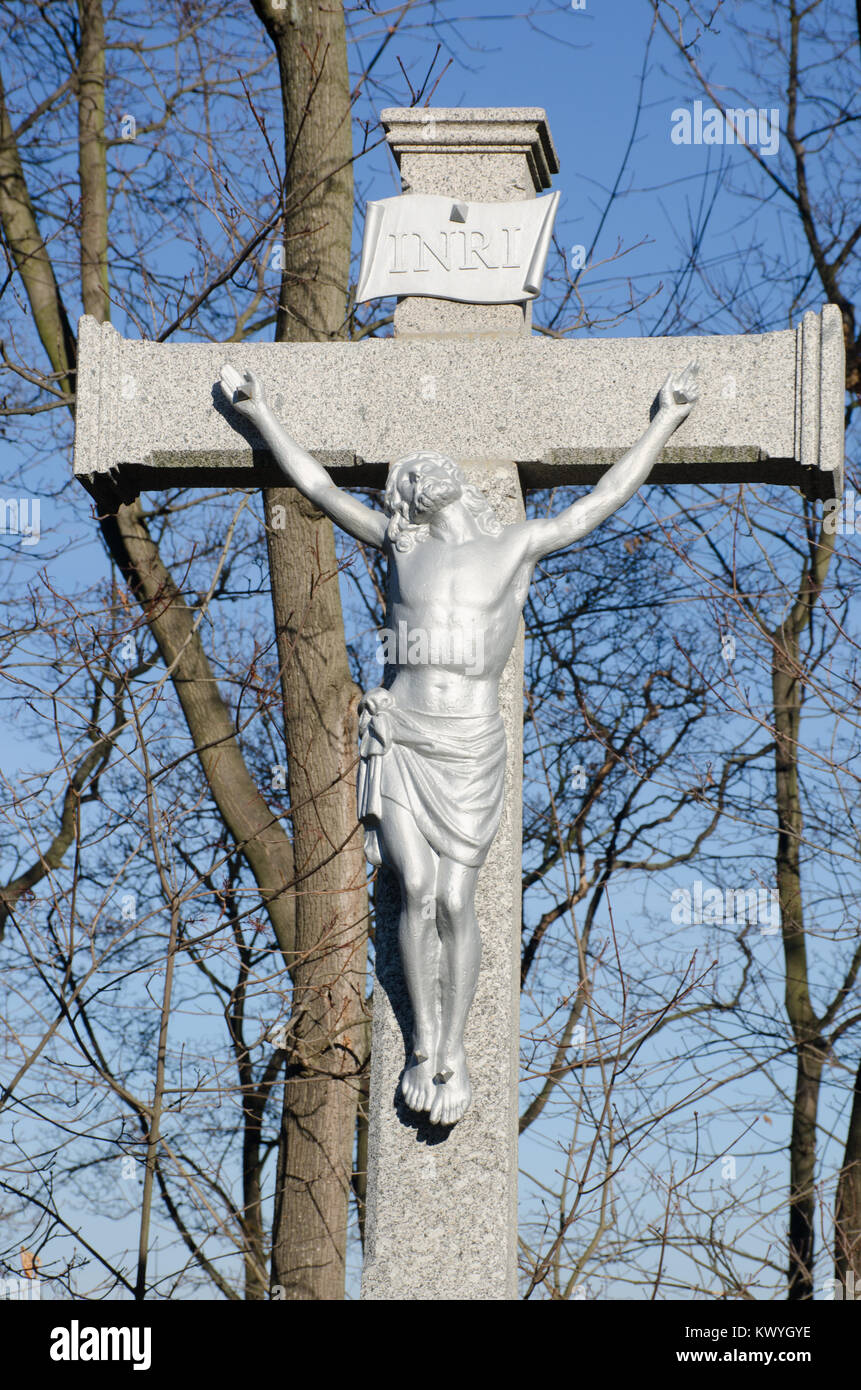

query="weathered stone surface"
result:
[74,309,844,503]
[361,461,524,1302]
[359,108,540,1305]
[380,107,559,192]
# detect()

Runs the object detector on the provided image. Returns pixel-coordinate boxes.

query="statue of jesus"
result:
[220,361,699,1125]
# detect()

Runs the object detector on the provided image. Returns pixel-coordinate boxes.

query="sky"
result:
[349,0,806,338]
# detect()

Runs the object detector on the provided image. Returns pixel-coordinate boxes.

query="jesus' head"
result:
[383,452,502,553]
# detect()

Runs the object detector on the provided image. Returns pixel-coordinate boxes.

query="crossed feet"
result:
[401,1038,472,1126]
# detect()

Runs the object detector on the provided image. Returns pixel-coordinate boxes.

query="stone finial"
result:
[381,107,559,193]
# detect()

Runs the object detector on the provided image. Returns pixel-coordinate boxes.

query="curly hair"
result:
[383,452,502,554]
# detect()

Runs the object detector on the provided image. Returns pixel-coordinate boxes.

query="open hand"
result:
[658,360,699,424]
[220,364,266,421]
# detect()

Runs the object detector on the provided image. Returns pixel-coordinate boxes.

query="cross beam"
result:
[75,305,844,505]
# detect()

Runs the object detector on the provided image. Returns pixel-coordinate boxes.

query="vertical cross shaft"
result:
[360,109,558,1301]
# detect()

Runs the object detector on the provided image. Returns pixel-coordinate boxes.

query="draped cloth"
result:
[357,686,507,869]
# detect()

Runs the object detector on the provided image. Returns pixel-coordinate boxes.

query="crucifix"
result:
[74,108,844,1301]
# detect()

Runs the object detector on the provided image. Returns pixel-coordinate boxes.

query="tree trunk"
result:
[75,0,299,1295]
[77,0,109,323]
[0,72,76,397]
[74,0,302,963]
[1,10,299,967]
[252,0,370,1301]
[772,629,819,1300]
[835,1060,861,1294]
[770,524,834,1299]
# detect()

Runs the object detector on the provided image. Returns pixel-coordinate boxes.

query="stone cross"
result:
[73,108,844,1302]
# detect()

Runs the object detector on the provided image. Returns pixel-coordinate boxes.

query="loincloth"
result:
[357,686,506,869]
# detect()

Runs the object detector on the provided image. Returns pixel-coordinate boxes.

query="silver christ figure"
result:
[220,361,699,1124]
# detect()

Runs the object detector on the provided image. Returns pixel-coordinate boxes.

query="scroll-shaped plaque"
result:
[355,190,560,305]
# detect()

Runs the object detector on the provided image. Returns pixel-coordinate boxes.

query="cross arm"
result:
[73,308,844,506]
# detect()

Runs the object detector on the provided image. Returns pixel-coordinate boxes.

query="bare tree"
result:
[648,0,861,1300]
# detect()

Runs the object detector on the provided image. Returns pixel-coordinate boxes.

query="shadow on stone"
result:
[392,1087,455,1146]
[210,382,267,449]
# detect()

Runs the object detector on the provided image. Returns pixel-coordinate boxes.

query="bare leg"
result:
[429,858,480,1125]
[375,799,440,1114]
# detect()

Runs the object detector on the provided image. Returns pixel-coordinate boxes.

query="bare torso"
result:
[384,527,533,715]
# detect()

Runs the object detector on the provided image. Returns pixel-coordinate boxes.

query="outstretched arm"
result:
[518,362,699,562]
[219,366,387,548]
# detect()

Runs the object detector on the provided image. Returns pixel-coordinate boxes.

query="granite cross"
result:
[73,108,844,1301]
